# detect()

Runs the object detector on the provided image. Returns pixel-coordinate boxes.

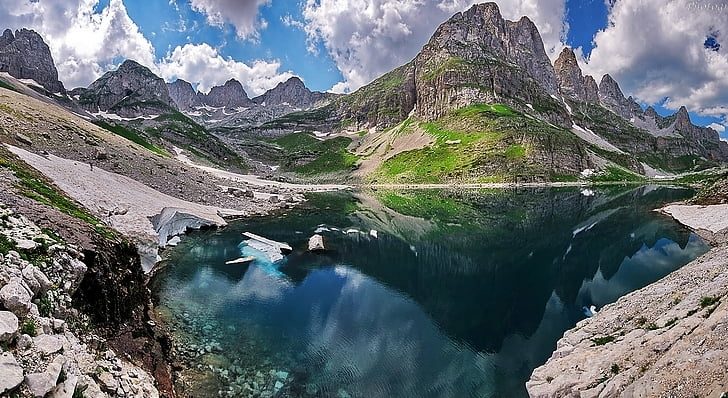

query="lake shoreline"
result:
[527,202,728,397]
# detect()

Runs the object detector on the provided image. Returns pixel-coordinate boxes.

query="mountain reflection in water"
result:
[153,186,709,397]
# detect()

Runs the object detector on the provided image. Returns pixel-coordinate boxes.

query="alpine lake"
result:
[151,185,710,398]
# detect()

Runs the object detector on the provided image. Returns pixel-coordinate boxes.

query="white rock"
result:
[369,230,378,239]
[308,234,326,252]
[15,238,39,251]
[25,354,66,397]
[167,236,181,247]
[0,352,24,394]
[49,372,78,398]
[0,277,33,315]
[0,311,19,342]
[33,334,65,354]
[97,371,118,391]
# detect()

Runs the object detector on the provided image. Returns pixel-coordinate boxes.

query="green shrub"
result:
[21,320,37,336]
[700,296,719,308]
[591,335,615,346]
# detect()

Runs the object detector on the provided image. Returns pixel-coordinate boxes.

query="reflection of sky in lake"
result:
[155,186,709,397]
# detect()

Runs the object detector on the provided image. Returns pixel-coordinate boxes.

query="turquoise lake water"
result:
[152,186,709,397]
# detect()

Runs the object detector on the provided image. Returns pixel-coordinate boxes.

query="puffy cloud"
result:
[189,0,270,40]
[302,0,567,92]
[708,122,726,133]
[0,0,156,89]
[158,43,295,95]
[580,0,728,119]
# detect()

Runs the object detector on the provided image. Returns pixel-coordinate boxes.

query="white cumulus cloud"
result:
[708,122,726,132]
[301,0,567,93]
[189,0,270,40]
[0,0,157,89]
[580,0,728,120]
[158,43,295,95]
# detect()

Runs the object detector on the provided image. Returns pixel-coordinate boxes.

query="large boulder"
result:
[0,311,19,342]
[33,334,65,355]
[25,354,66,398]
[0,352,24,394]
[0,277,33,315]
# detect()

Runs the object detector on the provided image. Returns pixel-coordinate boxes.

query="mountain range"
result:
[0,3,726,183]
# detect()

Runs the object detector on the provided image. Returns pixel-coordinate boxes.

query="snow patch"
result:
[571,124,624,153]
[19,78,43,88]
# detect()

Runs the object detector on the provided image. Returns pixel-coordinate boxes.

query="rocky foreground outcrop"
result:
[0,28,65,94]
[527,204,728,397]
[0,205,159,397]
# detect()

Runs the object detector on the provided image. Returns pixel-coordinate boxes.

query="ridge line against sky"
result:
[0,0,726,138]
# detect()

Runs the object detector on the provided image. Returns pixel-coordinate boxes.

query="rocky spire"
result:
[554,47,586,101]
[598,74,636,119]
[505,16,560,96]
[673,106,692,131]
[167,79,201,111]
[0,28,65,93]
[199,79,253,108]
[583,75,599,103]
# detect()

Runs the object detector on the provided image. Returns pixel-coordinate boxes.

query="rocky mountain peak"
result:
[412,1,564,123]
[200,79,253,108]
[644,106,659,120]
[252,76,326,108]
[583,75,599,103]
[0,29,14,47]
[673,106,693,130]
[167,79,201,111]
[77,59,176,117]
[676,106,690,121]
[598,74,636,119]
[0,28,65,93]
[554,47,587,101]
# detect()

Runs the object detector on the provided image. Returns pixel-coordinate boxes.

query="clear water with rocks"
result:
[152,186,709,397]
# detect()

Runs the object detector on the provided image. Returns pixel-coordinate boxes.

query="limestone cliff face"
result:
[76,60,177,117]
[413,2,566,124]
[167,79,201,111]
[198,79,253,109]
[0,29,65,93]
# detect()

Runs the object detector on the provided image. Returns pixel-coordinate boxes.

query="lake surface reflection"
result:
[153,186,709,397]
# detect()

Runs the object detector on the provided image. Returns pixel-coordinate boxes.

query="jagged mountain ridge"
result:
[259,2,726,174]
[166,76,334,129]
[552,47,728,164]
